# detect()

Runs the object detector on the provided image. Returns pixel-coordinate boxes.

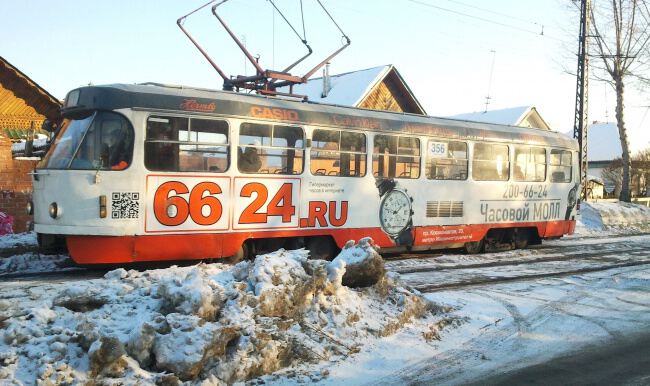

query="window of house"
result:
[425,140,468,180]
[145,116,229,172]
[311,129,366,177]
[514,146,546,182]
[472,143,510,181]
[550,149,572,183]
[373,134,420,179]
[238,122,304,174]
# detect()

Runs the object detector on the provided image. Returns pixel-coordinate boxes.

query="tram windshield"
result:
[39,111,134,170]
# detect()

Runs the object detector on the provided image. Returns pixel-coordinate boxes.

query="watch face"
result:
[379,189,411,236]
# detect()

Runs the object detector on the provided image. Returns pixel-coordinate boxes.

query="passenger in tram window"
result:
[101,123,130,170]
[238,145,261,173]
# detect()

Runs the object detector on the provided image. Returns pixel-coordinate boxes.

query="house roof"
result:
[562,122,622,162]
[277,65,426,114]
[0,56,62,121]
[586,122,622,162]
[449,106,532,125]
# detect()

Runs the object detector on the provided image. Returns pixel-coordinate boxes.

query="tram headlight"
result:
[26,201,33,215]
[567,187,577,208]
[48,202,60,219]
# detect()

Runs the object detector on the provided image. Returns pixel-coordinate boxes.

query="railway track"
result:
[387,240,650,293]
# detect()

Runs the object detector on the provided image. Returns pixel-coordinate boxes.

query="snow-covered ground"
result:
[1,201,649,385]
[0,239,451,385]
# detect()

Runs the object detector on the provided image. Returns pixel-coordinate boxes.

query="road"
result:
[371,233,650,386]
[468,333,650,386]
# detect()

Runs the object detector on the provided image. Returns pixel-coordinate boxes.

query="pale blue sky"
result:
[2,0,648,151]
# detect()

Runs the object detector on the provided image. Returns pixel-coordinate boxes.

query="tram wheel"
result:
[514,228,530,249]
[224,240,254,264]
[463,239,485,254]
[307,236,337,260]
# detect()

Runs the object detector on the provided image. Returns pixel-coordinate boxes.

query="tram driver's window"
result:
[310,129,366,177]
[550,149,572,183]
[514,146,546,182]
[472,143,510,181]
[373,135,420,179]
[238,122,304,174]
[426,140,468,180]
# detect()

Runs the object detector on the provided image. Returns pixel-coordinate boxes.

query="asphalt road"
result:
[467,333,650,386]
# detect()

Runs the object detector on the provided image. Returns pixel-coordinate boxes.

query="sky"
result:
[2,0,649,152]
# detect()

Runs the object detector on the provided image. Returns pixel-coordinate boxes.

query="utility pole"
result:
[573,0,590,200]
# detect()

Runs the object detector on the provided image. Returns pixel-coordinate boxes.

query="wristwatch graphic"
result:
[376,178,414,246]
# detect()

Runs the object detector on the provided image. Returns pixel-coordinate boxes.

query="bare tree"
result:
[589,0,650,201]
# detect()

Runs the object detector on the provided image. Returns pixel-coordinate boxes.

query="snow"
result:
[586,122,622,161]
[564,122,622,162]
[575,201,650,235]
[277,65,389,106]
[0,240,443,384]
[1,203,650,384]
[10,135,48,153]
[0,232,35,250]
[448,106,531,126]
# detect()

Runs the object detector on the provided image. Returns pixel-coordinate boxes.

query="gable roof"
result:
[0,56,62,121]
[450,106,531,125]
[278,65,426,115]
[449,106,551,130]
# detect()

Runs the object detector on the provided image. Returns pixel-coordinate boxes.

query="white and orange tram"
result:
[32,83,579,264]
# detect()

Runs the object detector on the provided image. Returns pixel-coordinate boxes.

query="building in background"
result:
[0,56,61,233]
[449,106,551,130]
[280,64,426,115]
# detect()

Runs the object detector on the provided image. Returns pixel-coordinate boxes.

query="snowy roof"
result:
[11,135,48,152]
[277,65,390,106]
[448,106,532,126]
[567,122,622,162]
[587,122,622,161]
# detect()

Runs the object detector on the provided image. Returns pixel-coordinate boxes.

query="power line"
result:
[442,0,543,30]
[405,0,560,40]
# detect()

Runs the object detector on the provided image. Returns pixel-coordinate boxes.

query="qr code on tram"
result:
[111,192,140,219]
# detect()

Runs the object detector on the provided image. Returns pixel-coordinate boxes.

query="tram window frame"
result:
[472,142,510,181]
[373,134,420,179]
[144,115,230,173]
[513,146,546,182]
[425,140,468,180]
[40,111,135,171]
[310,129,367,177]
[549,149,572,183]
[237,122,305,175]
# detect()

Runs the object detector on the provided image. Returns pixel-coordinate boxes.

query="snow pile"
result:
[0,252,71,276]
[0,232,37,251]
[0,239,446,385]
[576,201,650,234]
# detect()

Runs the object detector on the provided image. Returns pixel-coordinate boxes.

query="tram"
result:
[31,83,579,264]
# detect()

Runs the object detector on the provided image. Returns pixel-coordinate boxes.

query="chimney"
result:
[321,62,331,98]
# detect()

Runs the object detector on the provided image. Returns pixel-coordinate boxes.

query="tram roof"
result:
[61,83,577,149]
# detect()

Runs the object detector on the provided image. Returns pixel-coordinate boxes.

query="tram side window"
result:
[180,119,229,172]
[514,146,546,182]
[425,140,468,180]
[238,122,304,174]
[373,135,420,179]
[550,149,572,183]
[472,143,510,181]
[145,116,230,172]
[311,129,366,177]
